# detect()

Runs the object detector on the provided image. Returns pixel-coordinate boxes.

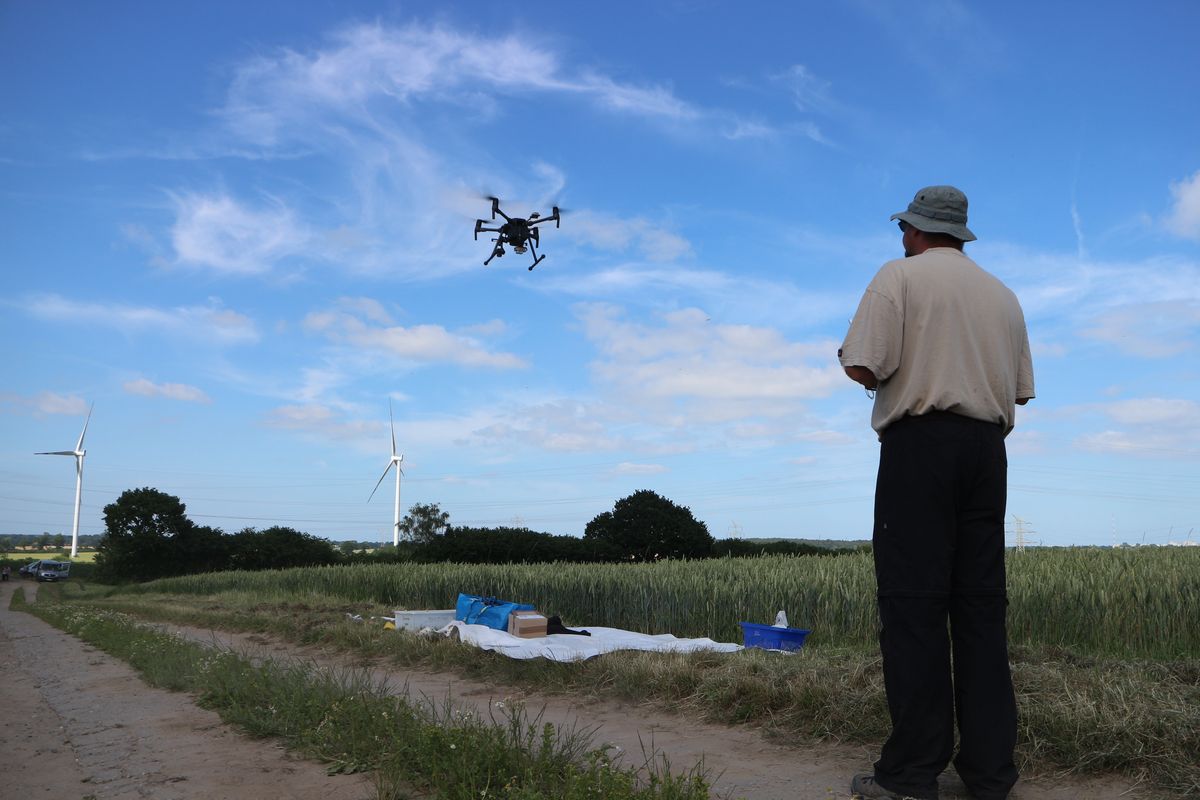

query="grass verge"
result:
[41,584,1200,798]
[18,590,711,800]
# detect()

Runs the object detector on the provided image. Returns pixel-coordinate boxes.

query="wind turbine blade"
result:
[368,462,394,503]
[389,399,397,457]
[76,403,94,452]
[36,450,76,456]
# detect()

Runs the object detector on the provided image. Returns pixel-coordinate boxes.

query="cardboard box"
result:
[507,610,548,638]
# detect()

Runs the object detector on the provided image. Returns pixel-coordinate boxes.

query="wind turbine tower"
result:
[368,402,405,547]
[36,403,93,559]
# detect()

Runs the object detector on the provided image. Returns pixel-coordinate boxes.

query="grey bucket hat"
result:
[890,185,977,242]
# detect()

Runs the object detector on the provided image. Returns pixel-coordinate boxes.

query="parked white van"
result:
[35,560,71,582]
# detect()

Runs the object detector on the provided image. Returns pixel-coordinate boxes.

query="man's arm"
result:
[843,365,878,391]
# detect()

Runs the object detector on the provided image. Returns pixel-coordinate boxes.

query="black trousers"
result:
[871,411,1018,800]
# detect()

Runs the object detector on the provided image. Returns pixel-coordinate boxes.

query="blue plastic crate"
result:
[739,621,811,652]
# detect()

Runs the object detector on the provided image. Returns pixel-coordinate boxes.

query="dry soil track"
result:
[0,580,1141,800]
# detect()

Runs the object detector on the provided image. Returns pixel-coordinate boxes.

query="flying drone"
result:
[474,196,560,270]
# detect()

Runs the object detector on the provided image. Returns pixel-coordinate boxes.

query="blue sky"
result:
[3,1,1198,548]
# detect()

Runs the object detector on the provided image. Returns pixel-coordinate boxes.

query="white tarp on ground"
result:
[440,620,742,661]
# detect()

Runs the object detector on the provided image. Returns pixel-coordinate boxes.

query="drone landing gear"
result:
[528,254,545,271]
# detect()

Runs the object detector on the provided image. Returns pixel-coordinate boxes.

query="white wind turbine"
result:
[36,403,93,559]
[368,402,404,547]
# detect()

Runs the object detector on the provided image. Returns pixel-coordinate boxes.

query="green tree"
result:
[584,490,714,561]
[180,524,234,574]
[230,526,338,571]
[398,502,450,545]
[95,488,197,582]
[53,532,66,549]
[38,532,51,550]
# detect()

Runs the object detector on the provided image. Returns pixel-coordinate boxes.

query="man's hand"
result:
[844,365,878,390]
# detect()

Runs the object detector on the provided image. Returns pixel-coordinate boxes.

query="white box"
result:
[392,609,456,631]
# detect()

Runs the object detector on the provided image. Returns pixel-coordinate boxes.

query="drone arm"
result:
[527,208,560,229]
[491,200,512,223]
[483,243,503,266]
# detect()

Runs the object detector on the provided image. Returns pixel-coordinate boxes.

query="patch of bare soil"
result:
[1,581,1143,800]
[0,581,372,800]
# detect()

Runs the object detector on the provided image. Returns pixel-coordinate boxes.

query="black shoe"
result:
[850,773,929,800]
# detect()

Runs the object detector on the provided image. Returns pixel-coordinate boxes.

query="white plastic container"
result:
[392,609,456,631]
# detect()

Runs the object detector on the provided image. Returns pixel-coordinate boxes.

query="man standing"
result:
[839,186,1034,800]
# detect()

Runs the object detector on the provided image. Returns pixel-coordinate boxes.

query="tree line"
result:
[91,487,846,583]
[0,532,103,552]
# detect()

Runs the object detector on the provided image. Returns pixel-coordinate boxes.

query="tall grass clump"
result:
[1007,546,1200,658]
[114,547,1200,659]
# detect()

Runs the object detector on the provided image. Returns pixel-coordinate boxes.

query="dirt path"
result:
[0,580,373,800]
[1,580,1141,800]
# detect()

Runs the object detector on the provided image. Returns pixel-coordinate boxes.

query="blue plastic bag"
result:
[455,593,535,631]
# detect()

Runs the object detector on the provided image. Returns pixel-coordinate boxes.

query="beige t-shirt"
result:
[839,247,1035,436]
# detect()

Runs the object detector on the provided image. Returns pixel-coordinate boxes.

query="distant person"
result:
[1,565,9,581]
[838,186,1035,800]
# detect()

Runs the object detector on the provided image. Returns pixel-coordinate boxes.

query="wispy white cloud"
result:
[303,305,527,369]
[16,391,88,417]
[169,192,310,276]
[1070,200,1087,260]
[333,296,394,325]
[0,391,90,417]
[219,21,698,150]
[776,64,836,115]
[542,264,848,329]
[795,429,856,445]
[547,210,693,262]
[464,398,620,454]
[851,0,1002,93]
[981,244,1200,357]
[575,71,699,120]
[263,403,383,445]
[123,378,212,404]
[1079,300,1200,358]
[577,304,844,422]
[1103,397,1200,427]
[143,20,814,283]
[722,119,779,141]
[40,393,90,415]
[23,294,259,345]
[1165,169,1200,240]
[1072,396,1200,457]
[612,462,668,476]
[721,65,840,145]
[1075,429,1200,457]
